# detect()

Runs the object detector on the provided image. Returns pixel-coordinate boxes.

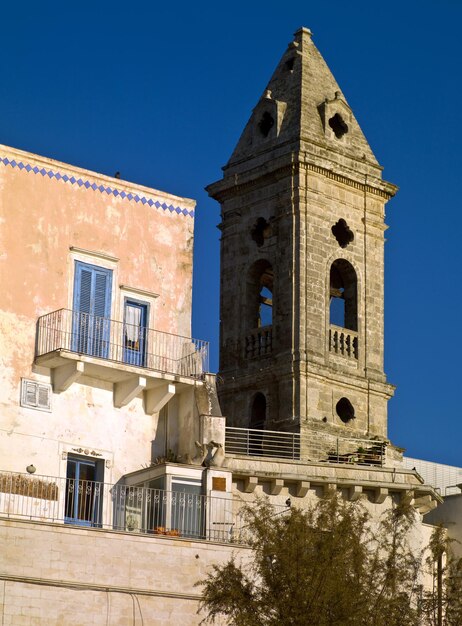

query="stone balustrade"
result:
[245,326,272,358]
[329,325,359,359]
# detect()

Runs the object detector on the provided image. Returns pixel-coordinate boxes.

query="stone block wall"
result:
[0,518,246,625]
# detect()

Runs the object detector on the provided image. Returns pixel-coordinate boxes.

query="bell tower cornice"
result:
[207,157,397,205]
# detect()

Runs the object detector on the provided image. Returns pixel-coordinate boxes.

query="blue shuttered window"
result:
[72,262,112,358]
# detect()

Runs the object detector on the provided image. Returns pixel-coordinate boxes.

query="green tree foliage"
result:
[197,494,461,626]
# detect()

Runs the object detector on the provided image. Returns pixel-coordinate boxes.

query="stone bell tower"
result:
[207,28,396,446]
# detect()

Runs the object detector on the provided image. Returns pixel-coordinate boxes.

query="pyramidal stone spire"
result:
[224,27,381,185]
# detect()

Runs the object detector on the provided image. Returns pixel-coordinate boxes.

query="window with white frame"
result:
[20,379,52,412]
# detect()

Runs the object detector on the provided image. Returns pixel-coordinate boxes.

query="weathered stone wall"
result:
[0,518,245,625]
[215,160,393,438]
[0,503,436,625]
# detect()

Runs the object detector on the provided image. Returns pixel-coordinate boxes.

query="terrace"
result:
[225,426,387,466]
[0,472,246,544]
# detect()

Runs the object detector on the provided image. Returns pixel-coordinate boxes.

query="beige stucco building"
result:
[0,143,203,480]
[0,28,445,625]
[0,144,237,624]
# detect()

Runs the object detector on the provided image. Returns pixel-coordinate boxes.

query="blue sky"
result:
[1,1,460,466]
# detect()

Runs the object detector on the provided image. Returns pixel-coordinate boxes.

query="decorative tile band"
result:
[0,156,195,218]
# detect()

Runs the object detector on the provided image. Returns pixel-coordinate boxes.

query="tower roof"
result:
[222,28,382,182]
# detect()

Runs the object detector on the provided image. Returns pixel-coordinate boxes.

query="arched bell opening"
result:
[246,260,273,330]
[329,259,357,331]
[250,392,267,430]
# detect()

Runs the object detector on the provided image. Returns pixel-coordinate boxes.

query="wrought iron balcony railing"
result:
[0,472,246,543]
[225,426,386,467]
[36,309,209,380]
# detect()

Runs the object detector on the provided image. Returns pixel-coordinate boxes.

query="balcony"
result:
[35,309,209,405]
[225,427,386,467]
[244,326,272,358]
[0,472,247,544]
[329,325,358,360]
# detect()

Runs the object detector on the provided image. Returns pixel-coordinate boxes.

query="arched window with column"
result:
[329,259,357,331]
[245,260,274,358]
[246,260,273,329]
[329,259,359,359]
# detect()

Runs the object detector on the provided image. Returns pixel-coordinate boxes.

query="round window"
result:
[336,397,355,423]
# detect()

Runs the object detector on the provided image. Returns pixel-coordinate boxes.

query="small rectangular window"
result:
[20,379,52,412]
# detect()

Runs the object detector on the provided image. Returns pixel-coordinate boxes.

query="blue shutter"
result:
[72,262,112,357]
[79,269,92,314]
[94,271,109,318]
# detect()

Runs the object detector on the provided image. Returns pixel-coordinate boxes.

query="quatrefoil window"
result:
[258,112,275,137]
[332,219,354,248]
[328,113,348,139]
[251,217,272,247]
